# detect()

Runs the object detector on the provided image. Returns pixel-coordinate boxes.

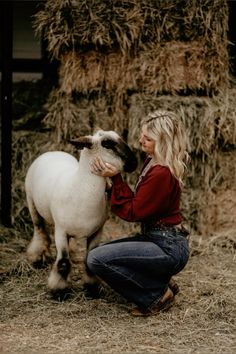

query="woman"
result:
[87,110,190,316]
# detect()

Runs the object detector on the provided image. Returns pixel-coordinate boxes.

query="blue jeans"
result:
[87,226,189,311]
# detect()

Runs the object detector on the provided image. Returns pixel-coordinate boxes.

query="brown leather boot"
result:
[131,287,175,317]
[169,277,180,295]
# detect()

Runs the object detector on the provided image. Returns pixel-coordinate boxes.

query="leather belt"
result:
[141,223,189,237]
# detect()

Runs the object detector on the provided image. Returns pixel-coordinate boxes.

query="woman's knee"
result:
[87,245,111,275]
[87,247,100,273]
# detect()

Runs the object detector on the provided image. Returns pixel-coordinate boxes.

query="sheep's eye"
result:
[101,139,117,150]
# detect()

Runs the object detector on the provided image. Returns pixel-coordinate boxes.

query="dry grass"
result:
[34,0,228,55]
[42,86,236,151]
[59,40,228,96]
[32,0,231,145]
[43,88,128,141]
[1,221,236,353]
[34,0,229,95]
[127,89,236,155]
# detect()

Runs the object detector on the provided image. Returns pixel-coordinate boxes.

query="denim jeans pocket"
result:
[172,240,189,274]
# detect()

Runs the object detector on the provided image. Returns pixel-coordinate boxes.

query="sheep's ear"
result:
[93,126,103,134]
[69,136,93,150]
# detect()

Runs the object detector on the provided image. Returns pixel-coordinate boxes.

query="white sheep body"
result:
[26,151,108,236]
[25,130,137,298]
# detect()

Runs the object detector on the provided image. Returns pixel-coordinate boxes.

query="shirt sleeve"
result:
[110,166,175,222]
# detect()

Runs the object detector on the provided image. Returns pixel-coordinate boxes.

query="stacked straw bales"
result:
[20,0,235,234]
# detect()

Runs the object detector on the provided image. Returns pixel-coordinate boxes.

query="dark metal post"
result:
[0,1,13,227]
[228,0,236,75]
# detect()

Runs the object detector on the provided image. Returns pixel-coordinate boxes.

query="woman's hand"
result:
[90,157,120,177]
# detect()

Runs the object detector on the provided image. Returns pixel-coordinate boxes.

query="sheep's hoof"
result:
[83,283,103,299]
[50,288,72,302]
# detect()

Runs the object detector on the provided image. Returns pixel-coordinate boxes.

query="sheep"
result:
[25,129,137,298]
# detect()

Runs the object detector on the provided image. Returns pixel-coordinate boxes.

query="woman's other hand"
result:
[90,157,120,177]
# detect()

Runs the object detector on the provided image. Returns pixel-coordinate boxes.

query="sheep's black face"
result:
[102,138,137,173]
[101,139,118,150]
[119,141,138,173]
[71,130,137,173]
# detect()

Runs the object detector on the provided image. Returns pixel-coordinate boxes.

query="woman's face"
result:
[139,125,155,156]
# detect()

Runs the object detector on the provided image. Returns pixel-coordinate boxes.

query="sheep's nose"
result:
[124,153,138,173]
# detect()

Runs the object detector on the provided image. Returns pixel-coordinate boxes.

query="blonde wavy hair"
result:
[141,110,189,185]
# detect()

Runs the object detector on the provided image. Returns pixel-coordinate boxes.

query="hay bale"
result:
[127,92,236,174]
[35,0,228,55]
[43,90,90,141]
[190,188,236,235]
[36,0,230,159]
[210,189,236,232]
[43,87,236,152]
[127,91,236,155]
[43,89,128,140]
[35,0,229,94]
[127,92,236,234]
[59,40,228,95]
[216,87,236,148]
[182,150,236,233]
[34,0,143,57]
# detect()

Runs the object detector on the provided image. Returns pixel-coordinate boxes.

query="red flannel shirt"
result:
[110,159,182,226]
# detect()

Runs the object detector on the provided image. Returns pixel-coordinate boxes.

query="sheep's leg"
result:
[69,230,103,298]
[69,236,91,285]
[69,231,103,285]
[85,228,104,298]
[87,227,103,251]
[48,228,71,297]
[27,198,51,268]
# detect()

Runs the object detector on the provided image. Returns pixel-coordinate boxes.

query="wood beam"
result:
[0,1,13,227]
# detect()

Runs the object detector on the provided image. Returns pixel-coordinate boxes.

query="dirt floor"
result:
[0,219,236,354]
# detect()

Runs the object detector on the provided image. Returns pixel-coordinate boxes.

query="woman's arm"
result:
[110,166,176,222]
